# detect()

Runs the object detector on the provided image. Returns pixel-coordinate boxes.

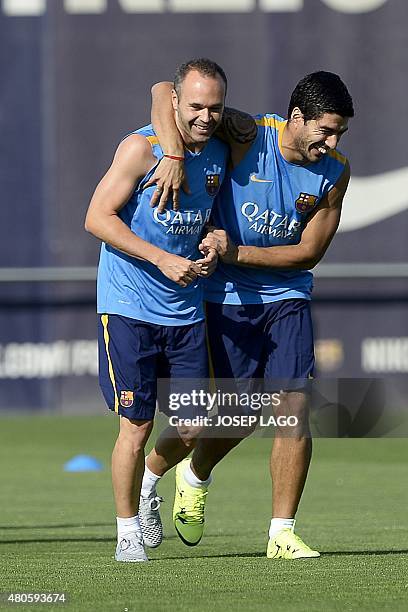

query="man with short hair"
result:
[140,71,354,559]
[85,58,228,562]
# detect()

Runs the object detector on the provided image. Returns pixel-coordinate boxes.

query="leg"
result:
[190,302,264,480]
[264,300,319,558]
[171,303,263,543]
[173,304,262,546]
[263,300,315,520]
[140,423,202,548]
[270,391,312,518]
[140,424,203,550]
[145,424,201,477]
[112,416,154,562]
[191,435,247,481]
[172,423,257,546]
[98,314,159,560]
[266,396,319,559]
[112,416,153,517]
[140,321,210,547]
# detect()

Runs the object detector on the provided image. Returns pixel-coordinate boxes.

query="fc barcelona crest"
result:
[120,390,134,408]
[295,193,318,213]
[205,174,220,197]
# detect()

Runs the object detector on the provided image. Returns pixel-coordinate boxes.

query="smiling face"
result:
[287,109,349,164]
[172,69,226,152]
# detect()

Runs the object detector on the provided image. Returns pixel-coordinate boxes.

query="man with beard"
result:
[140,71,354,559]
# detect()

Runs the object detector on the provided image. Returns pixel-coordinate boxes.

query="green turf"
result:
[0,415,407,611]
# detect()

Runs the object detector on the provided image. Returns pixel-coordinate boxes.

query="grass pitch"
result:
[0,415,407,611]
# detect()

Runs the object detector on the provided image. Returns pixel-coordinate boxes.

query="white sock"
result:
[183,460,212,488]
[116,515,141,540]
[269,518,296,539]
[140,464,161,498]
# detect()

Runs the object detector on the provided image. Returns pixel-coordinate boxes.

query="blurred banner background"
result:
[0,0,407,414]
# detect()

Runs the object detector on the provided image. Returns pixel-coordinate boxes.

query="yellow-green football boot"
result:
[173,459,208,546]
[267,528,320,559]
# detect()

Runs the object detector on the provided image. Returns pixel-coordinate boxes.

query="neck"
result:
[280,121,306,165]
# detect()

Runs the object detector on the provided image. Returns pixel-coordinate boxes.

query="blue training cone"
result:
[64,455,103,472]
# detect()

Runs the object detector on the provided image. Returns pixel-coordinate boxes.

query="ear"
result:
[171,89,178,111]
[290,106,304,124]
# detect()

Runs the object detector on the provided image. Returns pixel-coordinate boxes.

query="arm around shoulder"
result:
[217,107,257,167]
[147,81,189,211]
[151,81,184,156]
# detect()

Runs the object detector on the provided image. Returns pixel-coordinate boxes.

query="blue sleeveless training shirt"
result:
[97,125,228,325]
[205,114,348,304]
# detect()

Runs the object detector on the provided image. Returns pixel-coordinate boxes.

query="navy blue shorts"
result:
[206,299,314,391]
[98,314,209,420]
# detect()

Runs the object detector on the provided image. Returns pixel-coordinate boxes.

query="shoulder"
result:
[328,153,350,188]
[254,113,286,131]
[328,148,348,167]
[335,158,350,191]
[114,133,157,170]
[317,150,350,196]
[118,132,155,156]
[104,133,157,184]
[324,158,350,208]
[253,114,286,155]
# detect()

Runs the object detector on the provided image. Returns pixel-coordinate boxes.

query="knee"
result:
[177,424,203,446]
[118,417,153,453]
[270,392,311,437]
[275,392,309,420]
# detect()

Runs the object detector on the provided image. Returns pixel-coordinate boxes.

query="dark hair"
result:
[173,58,227,97]
[288,71,354,121]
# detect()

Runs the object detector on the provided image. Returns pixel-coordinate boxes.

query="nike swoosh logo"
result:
[339,167,408,232]
[250,174,274,183]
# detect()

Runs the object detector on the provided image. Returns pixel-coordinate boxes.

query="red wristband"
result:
[163,154,185,161]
